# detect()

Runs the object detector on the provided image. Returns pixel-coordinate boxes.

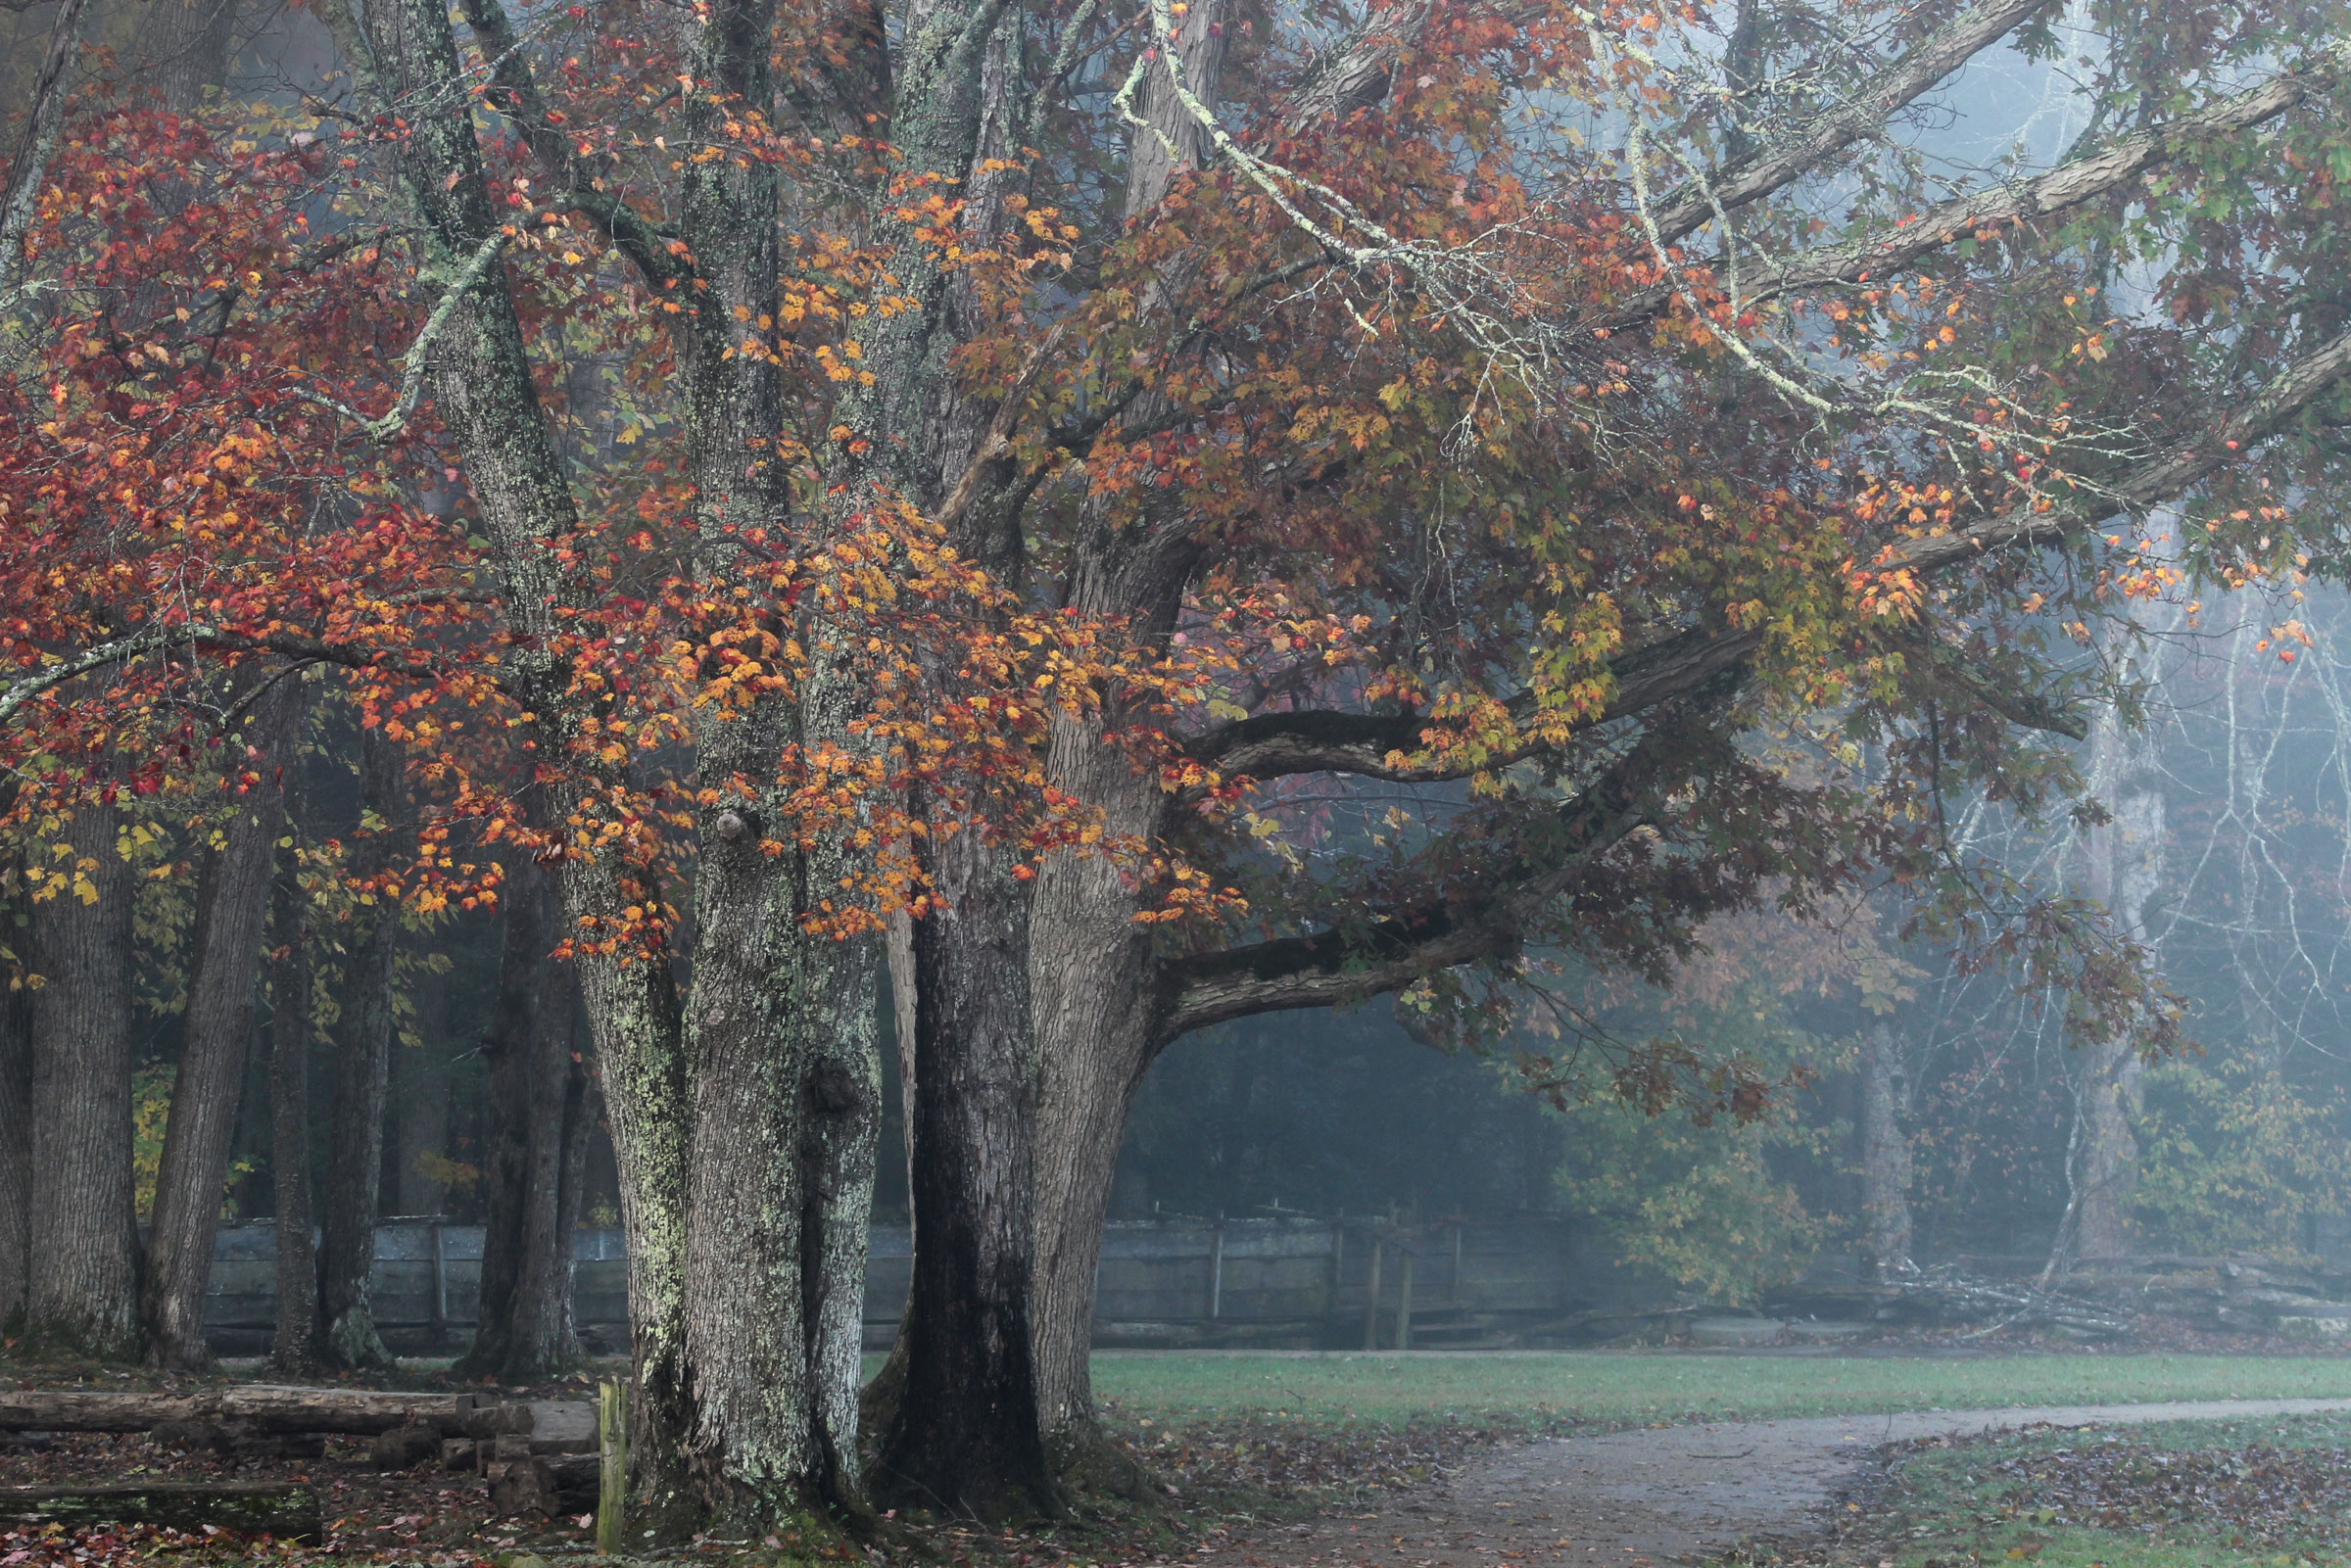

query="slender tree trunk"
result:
[461,863,587,1382]
[0,958,32,1330]
[143,677,305,1367]
[23,799,141,1360]
[1856,1017,1913,1280]
[267,852,318,1373]
[2072,638,2166,1264]
[318,730,398,1370]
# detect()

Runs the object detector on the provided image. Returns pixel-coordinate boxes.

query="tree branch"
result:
[1646,0,2055,247]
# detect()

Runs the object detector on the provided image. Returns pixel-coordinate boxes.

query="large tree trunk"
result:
[1856,1017,1913,1280]
[266,853,318,1373]
[317,729,398,1370]
[460,862,588,1383]
[143,677,305,1367]
[876,819,1053,1518]
[134,0,239,112]
[1023,0,1226,1462]
[326,0,885,1521]
[22,797,142,1360]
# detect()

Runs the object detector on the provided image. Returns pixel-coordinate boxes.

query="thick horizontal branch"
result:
[1154,724,1673,1040]
[1649,0,2054,246]
[1183,620,1757,784]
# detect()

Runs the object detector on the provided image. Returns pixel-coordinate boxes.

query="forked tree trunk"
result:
[329,0,883,1522]
[266,856,318,1373]
[144,677,305,1367]
[1856,1017,1912,1280]
[1024,0,1225,1464]
[462,863,590,1382]
[23,798,142,1360]
[318,730,398,1370]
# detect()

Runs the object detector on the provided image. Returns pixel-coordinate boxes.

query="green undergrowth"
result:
[1795,1411,2351,1568]
[1086,1352,2351,1435]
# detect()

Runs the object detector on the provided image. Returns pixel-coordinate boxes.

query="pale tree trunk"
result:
[318,727,398,1370]
[461,860,589,1382]
[2071,641,2167,1264]
[143,675,305,1367]
[389,961,452,1216]
[23,798,142,1360]
[267,849,318,1373]
[1856,1017,1912,1280]
[0,960,32,1330]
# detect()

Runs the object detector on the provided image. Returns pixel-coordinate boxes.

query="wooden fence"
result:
[201,1215,1639,1353]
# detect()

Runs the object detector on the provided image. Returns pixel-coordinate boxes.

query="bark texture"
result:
[143,677,305,1367]
[23,798,141,1360]
[1856,1018,1913,1280]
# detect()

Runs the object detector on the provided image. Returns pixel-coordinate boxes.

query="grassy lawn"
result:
[1087,1352,2351,1433]
[1858,1410,2351,1568]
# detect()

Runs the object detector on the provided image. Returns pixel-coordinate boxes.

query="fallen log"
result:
[0,1387,532,1439]
[0,1482,321,1543]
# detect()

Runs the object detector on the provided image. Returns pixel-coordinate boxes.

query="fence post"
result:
[1396,1251,1415,1351]
[1363,1236,1383,1351]
[429,1221,448,1346]
[596,1378,627,1554]
[1209,1225,1224,1320]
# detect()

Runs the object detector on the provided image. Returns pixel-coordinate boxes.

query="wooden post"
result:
[1396,1251,1415,1350]
[595,1379,626,1555]
[1209,1226,1224,1319]
[1452,1224,1463,1305]
[1327,1223,1345,1328]
[429,1221,448,1346]
[1363,1236,1383,1351]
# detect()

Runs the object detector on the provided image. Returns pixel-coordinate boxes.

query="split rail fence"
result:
[200,1215,1621,1354]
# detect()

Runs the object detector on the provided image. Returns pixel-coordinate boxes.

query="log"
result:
[0,1387,535,1439]
[0,1482,321,1543]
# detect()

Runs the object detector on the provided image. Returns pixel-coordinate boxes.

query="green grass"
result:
[1084,1352,2351,1433]
[1862,1410,2351,1568]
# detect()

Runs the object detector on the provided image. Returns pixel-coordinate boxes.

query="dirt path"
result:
[1153,1398,2351,1568]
